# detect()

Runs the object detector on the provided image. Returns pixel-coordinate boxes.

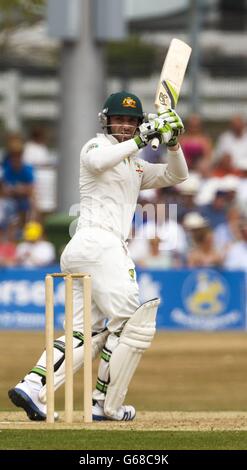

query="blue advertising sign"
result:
[0,266,246,331]
[0,266,64,330]
[137,268,246,330]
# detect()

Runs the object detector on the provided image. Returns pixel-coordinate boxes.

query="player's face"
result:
[109,116,139,142]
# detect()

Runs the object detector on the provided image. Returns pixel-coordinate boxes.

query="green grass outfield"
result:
[2,332,247,451]
[1,430,247,450]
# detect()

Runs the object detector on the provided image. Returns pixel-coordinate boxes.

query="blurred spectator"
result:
[136,236,183,269]
[192,158,222,207]
[194,157,213,179]
[1,134,36,230]
[236,160,247,216]
[23,127,57,215]
[1,132,23,168]
[183,213,223,267]
[199,189,229,228]
[132,189,157,236]
[129,209,187,263]
[224,218,247,271]
[1,167,18,265]
[179,114,213,170]
[0,180,18,233]
[195,173,239,208]
[176,174,201,222]
[219,175,239,205]
[16,221,55,267]
[215,115,247,170]
[183,211,208,246]
[183,211,209,231]
[212,152,242,177]
[156,186,180,207]
[214,205,241,252]
[0,226,17,267]
[23,127,51,166]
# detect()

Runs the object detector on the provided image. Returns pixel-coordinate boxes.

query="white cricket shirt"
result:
[77,133,188,241]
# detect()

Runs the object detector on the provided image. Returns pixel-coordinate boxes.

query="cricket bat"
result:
[151,38,192,150]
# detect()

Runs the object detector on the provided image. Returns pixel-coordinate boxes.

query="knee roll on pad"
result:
[104,298,160,417]
[39,329,109,403]
[120,299,159,350]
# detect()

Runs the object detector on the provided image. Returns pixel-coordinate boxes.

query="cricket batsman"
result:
[9,91,188,421]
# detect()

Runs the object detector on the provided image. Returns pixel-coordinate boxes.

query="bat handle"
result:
[151,137,160,151]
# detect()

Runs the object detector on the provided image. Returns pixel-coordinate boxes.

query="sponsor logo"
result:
[122,97,137,109]
[171,269,240,329]
[86,143,99,153]
[134,162,144,176]
[129,268,136,281]
[183,270,228,316]
[159,91,169,107]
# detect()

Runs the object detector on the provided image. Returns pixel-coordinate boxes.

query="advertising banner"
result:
[0,267,246,330]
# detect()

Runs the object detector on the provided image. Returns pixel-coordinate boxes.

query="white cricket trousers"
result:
[60,227,140,333]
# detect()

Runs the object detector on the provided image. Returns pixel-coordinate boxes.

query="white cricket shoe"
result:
[8,380,59,422]
[92,399,136,421]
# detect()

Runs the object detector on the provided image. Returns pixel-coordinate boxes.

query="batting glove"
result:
[134,110,184,148]
[134,121,161,149]
[156,109,184,147]
[137,117,174,146]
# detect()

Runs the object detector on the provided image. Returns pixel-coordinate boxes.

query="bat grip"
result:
[151,137,160,151]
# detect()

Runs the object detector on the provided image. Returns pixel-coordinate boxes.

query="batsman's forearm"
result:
[166,145,189,182]
[83,139,139,173]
